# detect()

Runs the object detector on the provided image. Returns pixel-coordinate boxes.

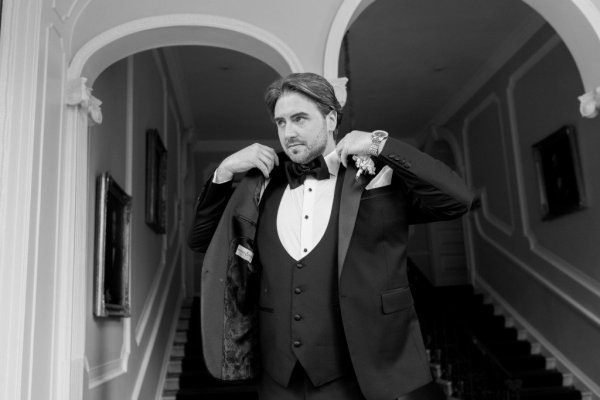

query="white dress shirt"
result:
[214,150,340,261]
[277,151,340,260]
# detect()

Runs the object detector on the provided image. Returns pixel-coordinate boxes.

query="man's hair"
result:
[264,72,343,139]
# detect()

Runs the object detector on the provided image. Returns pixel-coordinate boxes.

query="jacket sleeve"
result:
[376,137,474,224]
[187,176,234,253]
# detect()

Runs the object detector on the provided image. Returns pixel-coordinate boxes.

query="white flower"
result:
[352,155,376,181]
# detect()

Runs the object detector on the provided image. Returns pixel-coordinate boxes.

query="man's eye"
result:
[276,120,285,128]
[293,116,305,123]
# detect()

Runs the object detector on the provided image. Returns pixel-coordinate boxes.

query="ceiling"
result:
[166,0,543,149]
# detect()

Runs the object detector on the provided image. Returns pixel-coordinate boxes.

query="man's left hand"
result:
[336,130,373,167]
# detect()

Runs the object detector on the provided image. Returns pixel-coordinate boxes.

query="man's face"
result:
[274,92,337,164]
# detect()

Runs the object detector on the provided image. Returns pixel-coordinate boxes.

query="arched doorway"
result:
[324,0,600,92]
[63,17,303,397]
[424,130,471,286]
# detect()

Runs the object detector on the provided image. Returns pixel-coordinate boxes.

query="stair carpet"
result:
[162,297,258,400]
[163,285,583,400]
[414,283,582,400]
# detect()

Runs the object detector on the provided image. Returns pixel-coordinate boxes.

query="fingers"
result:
[249,143,278,178]
[336,137,351,167]
[336,140,348,168]
[255,152,275,178]
[336,131,372,167]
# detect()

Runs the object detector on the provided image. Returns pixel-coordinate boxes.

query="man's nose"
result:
[284,123,297,138]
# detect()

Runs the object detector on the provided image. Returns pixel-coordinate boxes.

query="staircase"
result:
[161,278,584,399]
[410,269,583,400]
[161,297,258,400]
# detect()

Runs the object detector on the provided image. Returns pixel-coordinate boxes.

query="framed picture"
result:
[93,172,132,318]
[532,125,585,220]
[145,129,167,233]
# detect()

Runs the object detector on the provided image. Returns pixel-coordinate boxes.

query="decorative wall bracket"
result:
[66,77,103,125]
[578,86,600,118]
[329,76,349,108]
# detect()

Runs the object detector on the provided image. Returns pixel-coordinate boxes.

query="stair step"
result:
[179,308,192,320]
[174,384,258,400]
[180,356,209,373]
[481,339,532,357]
[512,369,565,388]
[172,345,185,358]
[164,376,179,391]
[177,319,190,331]
[473,325,518,342]
[499,355,547,371]
[519,386,581,400]
[174,331,188,344]
[175,371,258,390]
[168,360,183,375]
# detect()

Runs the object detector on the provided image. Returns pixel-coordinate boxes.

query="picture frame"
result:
[145,129,167,234]
[93,172,132,318]
[532,125,585,220]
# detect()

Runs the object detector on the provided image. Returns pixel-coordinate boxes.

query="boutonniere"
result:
[352,155,376,181]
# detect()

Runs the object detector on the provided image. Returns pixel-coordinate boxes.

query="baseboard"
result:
[475,276,600,400]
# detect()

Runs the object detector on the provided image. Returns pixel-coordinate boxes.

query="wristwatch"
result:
[368,130,388,156]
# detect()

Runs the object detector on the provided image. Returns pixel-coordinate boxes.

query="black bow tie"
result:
[284,155,330,189]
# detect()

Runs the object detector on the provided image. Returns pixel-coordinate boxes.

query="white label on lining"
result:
[235,244,254,264]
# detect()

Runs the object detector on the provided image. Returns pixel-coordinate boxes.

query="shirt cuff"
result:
[213,169,233,184]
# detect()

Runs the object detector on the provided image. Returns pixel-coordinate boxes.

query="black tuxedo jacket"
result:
[188,138,473,400]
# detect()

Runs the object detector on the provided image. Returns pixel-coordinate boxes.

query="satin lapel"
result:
[337,163,366,278]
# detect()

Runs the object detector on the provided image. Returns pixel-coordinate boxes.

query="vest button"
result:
[294,314,302,321]
[296,262,303,269]
[294,287,302,294]
[293,340,302,347]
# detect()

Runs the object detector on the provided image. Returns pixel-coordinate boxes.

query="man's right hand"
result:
[214,143,280,182]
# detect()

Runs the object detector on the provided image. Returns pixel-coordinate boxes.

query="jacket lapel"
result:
[337,162,367,278]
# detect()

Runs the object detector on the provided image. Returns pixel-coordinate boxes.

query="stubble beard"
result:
[285,127,329,165]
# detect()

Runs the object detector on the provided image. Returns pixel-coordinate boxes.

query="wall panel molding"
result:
[428,13,545,130]
[52,0,81,21]
[462,93,515,237]
[85,319,131,388]
[506,33,600,305]
[473,217,600,328]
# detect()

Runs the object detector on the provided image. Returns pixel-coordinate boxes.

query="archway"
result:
[68,14,303,83]
[423,128,472,286]
[324,0,600,92]
[63,17,303,397]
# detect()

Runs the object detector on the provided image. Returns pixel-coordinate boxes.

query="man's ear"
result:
[326,111,337,132]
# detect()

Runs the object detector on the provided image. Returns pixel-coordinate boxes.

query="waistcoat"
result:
[256,169,351,387]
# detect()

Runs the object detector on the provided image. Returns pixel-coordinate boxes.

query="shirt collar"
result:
[323,150,340,177]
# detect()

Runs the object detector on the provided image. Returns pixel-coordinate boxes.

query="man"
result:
[188,72,473,400]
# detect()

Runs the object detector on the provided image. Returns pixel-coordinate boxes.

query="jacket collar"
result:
[337,159,367,278]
